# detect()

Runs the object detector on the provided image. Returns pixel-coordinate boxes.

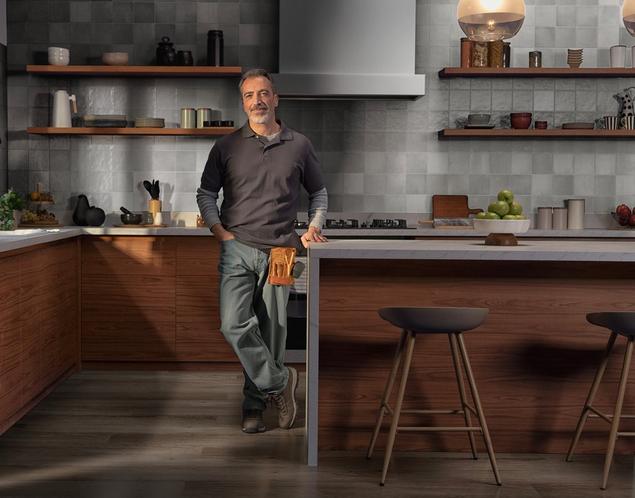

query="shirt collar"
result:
[241,120,294,141]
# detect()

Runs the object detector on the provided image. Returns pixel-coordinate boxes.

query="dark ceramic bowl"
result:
[534,120,548,129]
[120,213,143,225]
[511,112,532,129]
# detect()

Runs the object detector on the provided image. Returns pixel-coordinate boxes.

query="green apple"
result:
[475,211,488,219]
[509,201,523,215]
[503,214,517,220]
[484,211,500,220]
[488,200,510,217]
[497,189,514,203]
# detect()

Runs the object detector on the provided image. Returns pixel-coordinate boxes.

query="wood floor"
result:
[0,370,634,497]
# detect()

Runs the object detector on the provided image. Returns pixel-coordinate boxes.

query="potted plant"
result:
[0,189,26,230]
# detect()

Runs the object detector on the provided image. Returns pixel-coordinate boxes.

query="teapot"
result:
[156,36,177,66]
[52,90,77,127]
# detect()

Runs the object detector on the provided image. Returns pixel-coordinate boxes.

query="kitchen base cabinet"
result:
[81,237,234,364]
[0,239,79,435]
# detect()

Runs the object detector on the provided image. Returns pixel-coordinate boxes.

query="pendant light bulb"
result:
[624,0,635,36]
[457,0,526,42]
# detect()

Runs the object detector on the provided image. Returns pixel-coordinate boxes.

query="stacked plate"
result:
[567,48,583,68]
[134,117,165,128]
[83,114,128,127]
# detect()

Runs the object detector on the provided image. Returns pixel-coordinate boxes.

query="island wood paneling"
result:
[0,239,79,435]
[318,259,635,455]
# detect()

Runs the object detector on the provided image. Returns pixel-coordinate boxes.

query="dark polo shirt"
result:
[199,121,325,250]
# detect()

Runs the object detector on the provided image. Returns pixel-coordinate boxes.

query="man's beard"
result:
[249,106,272,124]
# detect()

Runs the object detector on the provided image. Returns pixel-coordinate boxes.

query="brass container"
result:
[488,40,504,68]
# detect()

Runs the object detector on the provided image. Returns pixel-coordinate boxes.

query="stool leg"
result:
[367,329,408,459]
[449,333,478,460]
[601,337,633,490]
[380,331,416,486]
[456,333,502,486]
[566,332,617,462]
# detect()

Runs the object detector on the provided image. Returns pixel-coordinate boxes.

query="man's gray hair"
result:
[238,68,277,95]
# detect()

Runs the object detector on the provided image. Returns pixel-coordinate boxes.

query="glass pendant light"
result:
[457,0,526,42]
[624,0,635,36]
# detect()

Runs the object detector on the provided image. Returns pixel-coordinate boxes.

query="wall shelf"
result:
[25,65,242,77]
[438,129,635,140]
[439,67,635,78]
[27,127,236,136]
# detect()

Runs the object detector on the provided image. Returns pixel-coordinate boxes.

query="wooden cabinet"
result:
[0,239,79,434]
[175,238,234,362]
[81,236,233,363]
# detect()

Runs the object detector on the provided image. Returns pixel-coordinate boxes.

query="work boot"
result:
[242,409,266,434]
[270,366,298,429]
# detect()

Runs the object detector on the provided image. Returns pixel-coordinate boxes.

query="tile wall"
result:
[5,0,635,222]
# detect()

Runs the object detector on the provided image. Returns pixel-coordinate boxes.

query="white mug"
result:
[610,45,627,68]
[622,115,635,130]
[48,47,69,66]
[152,211,163,226]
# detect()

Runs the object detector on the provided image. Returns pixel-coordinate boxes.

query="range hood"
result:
[272,0,425,100]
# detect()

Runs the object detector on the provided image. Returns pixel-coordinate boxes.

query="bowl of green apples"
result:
[473,190,530,244]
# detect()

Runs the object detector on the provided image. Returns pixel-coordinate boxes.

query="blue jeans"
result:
[218,238,290,411]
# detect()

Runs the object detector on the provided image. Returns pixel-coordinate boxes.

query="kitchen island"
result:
[306,239,635,466]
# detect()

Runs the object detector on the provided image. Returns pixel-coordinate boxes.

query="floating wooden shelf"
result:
[25,65,242,77]
[439,67,635,78]
[27,127,235,136]
[438,128,635,139]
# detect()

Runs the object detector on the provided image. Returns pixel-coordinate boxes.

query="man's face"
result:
[241,76,279,126]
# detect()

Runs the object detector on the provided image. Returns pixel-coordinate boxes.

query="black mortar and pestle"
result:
[120,206,143,225]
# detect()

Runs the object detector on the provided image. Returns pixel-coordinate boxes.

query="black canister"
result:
[503,42,511,68]
[156,36,176,66]
[207,30,224,66]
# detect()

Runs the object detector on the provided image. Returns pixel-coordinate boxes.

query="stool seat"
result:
[378,307,488,334]
[587,312,635,337]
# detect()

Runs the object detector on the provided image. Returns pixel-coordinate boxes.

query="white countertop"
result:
[307,239,635,262]
[3,225,635,255]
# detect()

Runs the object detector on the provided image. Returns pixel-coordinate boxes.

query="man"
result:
[196,68,328,434]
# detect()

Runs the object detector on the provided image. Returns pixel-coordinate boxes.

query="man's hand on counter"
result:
[211,224,235,242]
[301,226,328,248]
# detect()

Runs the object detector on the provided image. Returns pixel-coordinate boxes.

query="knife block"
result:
[268,247,296,286]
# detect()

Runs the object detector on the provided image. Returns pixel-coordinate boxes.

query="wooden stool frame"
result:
[366,329,502,486]
[566,333,635,490]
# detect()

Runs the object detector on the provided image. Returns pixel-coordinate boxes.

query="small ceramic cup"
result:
[610,45,627,68]
[48,47,69,66]
[622,115,635,130]
[604,115,619,130]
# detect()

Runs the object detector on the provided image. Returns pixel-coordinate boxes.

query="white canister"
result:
[566,199,585,230]
[180,108,196,129]
[196,108,212,128]
[552,207,568,230]
[536,207,553,230]
[611,45,627,68]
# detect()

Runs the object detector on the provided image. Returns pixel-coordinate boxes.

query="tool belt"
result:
[268,247,297,286]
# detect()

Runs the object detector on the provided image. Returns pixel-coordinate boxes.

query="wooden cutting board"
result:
[432,195,482,218]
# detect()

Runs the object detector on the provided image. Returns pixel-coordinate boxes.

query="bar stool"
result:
[367,307,501,486]
[566,312,635,490]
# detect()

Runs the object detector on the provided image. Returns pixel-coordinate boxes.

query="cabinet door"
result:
[175,238,235,361]
[0,254,23,424]
[81,237,176,361]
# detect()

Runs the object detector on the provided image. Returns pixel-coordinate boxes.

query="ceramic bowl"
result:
[510,112,532,129]
[120,213,143,225]
[467,113,491,125]
[102,52,129,65]
[473,218,531,234]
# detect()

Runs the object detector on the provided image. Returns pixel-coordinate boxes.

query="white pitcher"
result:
[52,90,77,127]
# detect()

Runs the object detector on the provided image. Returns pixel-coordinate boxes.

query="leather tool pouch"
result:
[268,247,297,286]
